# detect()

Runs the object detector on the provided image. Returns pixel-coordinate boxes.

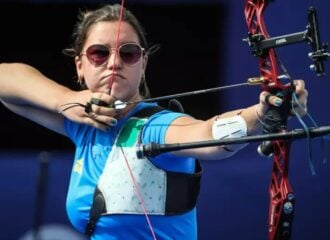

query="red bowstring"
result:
[109,0,125,92]
[119,146,158,240]
[115,1,157,239]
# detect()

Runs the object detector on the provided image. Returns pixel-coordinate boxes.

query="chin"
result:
[110,92,125,101]
[110,88,138,102]
[110,90,126,100]
[94,87,110,94]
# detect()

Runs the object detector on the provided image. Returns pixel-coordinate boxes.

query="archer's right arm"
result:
[0,63,116,135]
[0,63,73,136]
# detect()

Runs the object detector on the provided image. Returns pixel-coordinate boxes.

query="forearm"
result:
[217,104,264,136]
[239,104,265,135]
[169,80,307,160]
[0,63,71,112]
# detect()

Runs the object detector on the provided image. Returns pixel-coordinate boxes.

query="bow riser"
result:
[244,1,294,239]
[269,140,294,240]
[245,0,289,92]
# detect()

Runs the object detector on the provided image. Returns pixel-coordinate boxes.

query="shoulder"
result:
[141,112,189,144]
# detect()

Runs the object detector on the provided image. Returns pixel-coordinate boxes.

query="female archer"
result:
[0,4,308,239]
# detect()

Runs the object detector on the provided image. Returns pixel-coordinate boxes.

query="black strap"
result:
[165,160,202,214]
[85,187,106,236]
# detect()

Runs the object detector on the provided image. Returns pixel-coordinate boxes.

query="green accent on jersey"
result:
[117,118,147,147]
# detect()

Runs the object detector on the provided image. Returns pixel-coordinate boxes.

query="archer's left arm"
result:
[165,79,308,160]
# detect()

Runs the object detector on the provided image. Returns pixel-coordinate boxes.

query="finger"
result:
[90,94,117,107]
[290,86,308,110]
[295,88,308,102]
[88,110,117,124]
[88,104,118,118]
[84,94,116,115]
[290,106,308,117]
[92,120,110,132]
[82,117,106,131]
[85,116,117,132]
[94,115,118,127]
[291,91,308,116]
[292,79,305,91]
[282,79,307,99]
[90,112,98,120]
[260,91,283,107]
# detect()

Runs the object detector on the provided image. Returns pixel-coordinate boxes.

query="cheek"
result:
[83,69,101,91]
[75,59,99,90]
[127,70,142,88]
[129,64,143,83]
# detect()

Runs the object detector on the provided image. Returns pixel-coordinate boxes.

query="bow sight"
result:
[245,7,329,77]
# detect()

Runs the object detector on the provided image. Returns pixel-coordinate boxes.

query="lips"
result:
[107,73,125,80]
[102,73,125,88]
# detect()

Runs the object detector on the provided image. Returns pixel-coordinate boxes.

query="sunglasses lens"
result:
[86,45,109,65]
[119,44,143,65]
[85,44,143,66]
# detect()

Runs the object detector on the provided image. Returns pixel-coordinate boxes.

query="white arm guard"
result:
[212,115,248,152]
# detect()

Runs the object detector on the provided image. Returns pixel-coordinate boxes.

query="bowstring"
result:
[115,1,157,239]
[119,145,157,240]
[108,0,125,94]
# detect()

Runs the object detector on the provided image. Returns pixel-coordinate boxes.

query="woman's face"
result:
[75,21,148,102]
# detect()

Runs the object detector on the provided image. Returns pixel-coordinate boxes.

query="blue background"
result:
[0,0,329,239]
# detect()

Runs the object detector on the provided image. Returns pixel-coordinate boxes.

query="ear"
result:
[74,56,85,85]
[75,56,83,79]
[142,54,148,72]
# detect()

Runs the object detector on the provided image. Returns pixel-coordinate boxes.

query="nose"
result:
[106,48,122,69]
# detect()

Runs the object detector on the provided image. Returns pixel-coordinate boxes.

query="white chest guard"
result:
[85,106,202,236]
[98,117,167,215]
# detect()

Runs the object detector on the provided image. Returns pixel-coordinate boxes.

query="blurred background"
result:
[0,0,329,239]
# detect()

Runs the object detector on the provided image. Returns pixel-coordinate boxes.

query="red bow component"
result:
[244,1,328,239]
[244,1,294,239]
